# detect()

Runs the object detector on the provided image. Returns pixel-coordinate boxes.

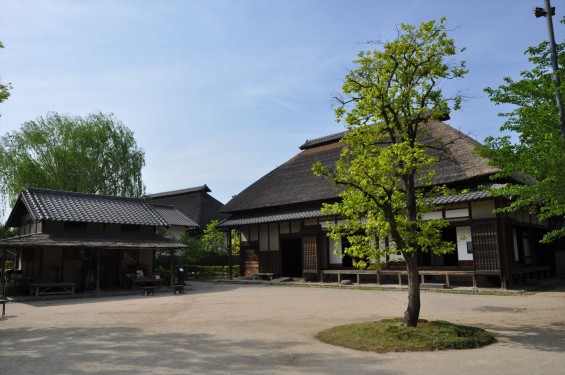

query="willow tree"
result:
[0,42,11,104]
[0,112,145,211]
[314,18,467,327]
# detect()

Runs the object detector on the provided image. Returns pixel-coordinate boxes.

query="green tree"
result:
[0,112,145,212]
[313,18,467,327]
[201,220,227,254]
[0,42,12,104]
[478,33,565,243]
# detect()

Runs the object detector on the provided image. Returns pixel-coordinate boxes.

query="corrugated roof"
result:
[7,188,168,227]
[0,233,186,249]
[153,204,199,227]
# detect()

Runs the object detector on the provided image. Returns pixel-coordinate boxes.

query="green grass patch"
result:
[316,318,496,353]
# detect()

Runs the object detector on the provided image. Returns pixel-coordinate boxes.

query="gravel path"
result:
[1,281,564,374]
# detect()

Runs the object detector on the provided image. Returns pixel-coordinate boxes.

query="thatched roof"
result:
[221,122,502,214]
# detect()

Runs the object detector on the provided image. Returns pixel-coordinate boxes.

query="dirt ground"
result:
[1,281,564,374]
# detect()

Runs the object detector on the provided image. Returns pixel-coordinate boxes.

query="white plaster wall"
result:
[166,226,186,240]
[456,226,473,261]
[329,238,342,264]
[445,208,470,219]
[423,211,443,220]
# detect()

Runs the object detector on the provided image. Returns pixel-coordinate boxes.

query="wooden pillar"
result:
[1,249,6,295]
[170,249,174,287]
[227,230,233,280]
[96,248,101,292]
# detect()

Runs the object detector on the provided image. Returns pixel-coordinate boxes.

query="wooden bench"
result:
[320,269,476,287]
[419,270,476,288]
[29,282,76,297]
[132,278,161,290]
[252,273,276,281]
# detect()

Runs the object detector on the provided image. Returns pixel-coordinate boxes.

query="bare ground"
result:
[1,281,564,374]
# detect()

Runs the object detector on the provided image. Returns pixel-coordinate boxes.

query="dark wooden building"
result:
[146,185,228,236]
[0,188,189,295]
[219,122,560,288]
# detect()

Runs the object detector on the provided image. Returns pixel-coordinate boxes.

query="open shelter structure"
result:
[0,188,190,296]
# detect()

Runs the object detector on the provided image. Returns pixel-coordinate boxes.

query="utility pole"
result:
[535,0,565,138]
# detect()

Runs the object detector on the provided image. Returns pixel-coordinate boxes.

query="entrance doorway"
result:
[280,238,302,277]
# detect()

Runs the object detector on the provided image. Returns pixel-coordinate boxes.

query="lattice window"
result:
[471,223,500,272]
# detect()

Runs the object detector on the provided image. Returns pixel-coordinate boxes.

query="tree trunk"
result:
[403,252,420,327]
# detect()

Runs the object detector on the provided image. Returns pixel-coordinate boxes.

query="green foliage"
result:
[478,26,565,243]
[0,112,146,213]
[201,220,227,255]
[314,18,466,326]
[0,41,11,104]
[316,318,496,353]
[314,18,465,269]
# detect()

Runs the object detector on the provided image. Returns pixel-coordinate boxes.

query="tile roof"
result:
[218,208,325,227]
[299,132,346,150]
[221,121,502,214]
[7,188,168,227]
[0,233,185,249]
[145,185,211,199]
[153,204,199,228]
[147,185,228,228]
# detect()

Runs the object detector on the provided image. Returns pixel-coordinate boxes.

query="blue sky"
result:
[0,0,562,207]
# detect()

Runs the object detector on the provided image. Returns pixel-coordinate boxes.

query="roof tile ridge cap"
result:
[27,187,145,202]
[22,188,45,221]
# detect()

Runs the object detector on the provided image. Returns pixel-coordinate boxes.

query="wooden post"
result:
[96,249,101,292]
[1,249,6,295]
[227,230,233,280]
[170,249,174,287]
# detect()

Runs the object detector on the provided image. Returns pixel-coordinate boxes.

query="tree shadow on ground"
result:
[9,282,248,308]
[479,321,565,353]
[0,326,397,375]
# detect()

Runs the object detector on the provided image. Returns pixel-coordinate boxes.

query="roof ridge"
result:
[145,184,211,198]
[299,131,346,150]
[26,187,146,202]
